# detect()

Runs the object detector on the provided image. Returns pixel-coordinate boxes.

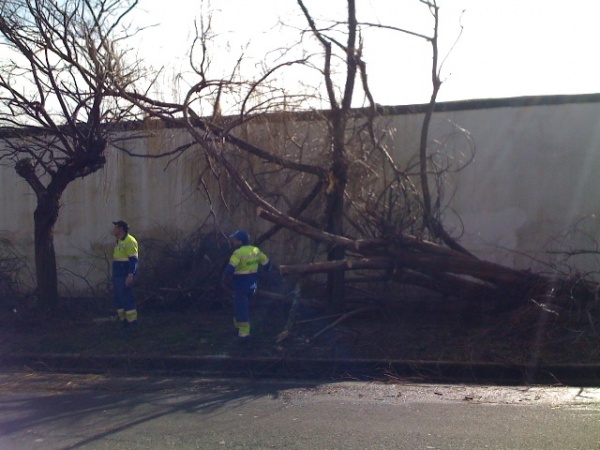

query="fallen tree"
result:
[110,0,600,330]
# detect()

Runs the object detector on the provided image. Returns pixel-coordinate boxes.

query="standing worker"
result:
[112,220,139,331]
[222,230,271,342]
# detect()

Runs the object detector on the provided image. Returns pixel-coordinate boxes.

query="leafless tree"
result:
[116,0,600,316]
[0,0,147,311]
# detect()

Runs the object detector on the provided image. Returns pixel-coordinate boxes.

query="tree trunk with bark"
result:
[325,114,350,312]
[15,155,92,311]
[33,194,60,311]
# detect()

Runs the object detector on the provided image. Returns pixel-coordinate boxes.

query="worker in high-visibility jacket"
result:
[112,220,139,330]
[222,230,271,341]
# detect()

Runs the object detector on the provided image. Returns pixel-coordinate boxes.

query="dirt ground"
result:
[1,286,599,373]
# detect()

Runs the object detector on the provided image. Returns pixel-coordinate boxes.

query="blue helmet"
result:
[229,229,249,245]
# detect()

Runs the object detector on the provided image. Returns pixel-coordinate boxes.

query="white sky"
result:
[132,0,600,106]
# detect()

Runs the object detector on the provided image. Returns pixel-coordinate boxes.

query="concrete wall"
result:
[425,98,600,273]
[1,94,599,294]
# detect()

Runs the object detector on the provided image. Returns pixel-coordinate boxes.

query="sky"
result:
[125,0,600,107]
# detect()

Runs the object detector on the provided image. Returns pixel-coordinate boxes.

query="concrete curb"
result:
[2,353,600,386]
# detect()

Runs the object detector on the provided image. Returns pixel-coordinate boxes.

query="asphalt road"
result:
[0,372,599,450]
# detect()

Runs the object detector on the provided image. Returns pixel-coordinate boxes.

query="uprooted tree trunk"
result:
[259,207,599,313]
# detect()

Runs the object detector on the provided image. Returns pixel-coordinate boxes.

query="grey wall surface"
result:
[1,94,599,294]
[428,99,600,273]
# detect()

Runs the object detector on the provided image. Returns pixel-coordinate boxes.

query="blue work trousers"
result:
[113,274,136,312]
[233,286,256,323]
